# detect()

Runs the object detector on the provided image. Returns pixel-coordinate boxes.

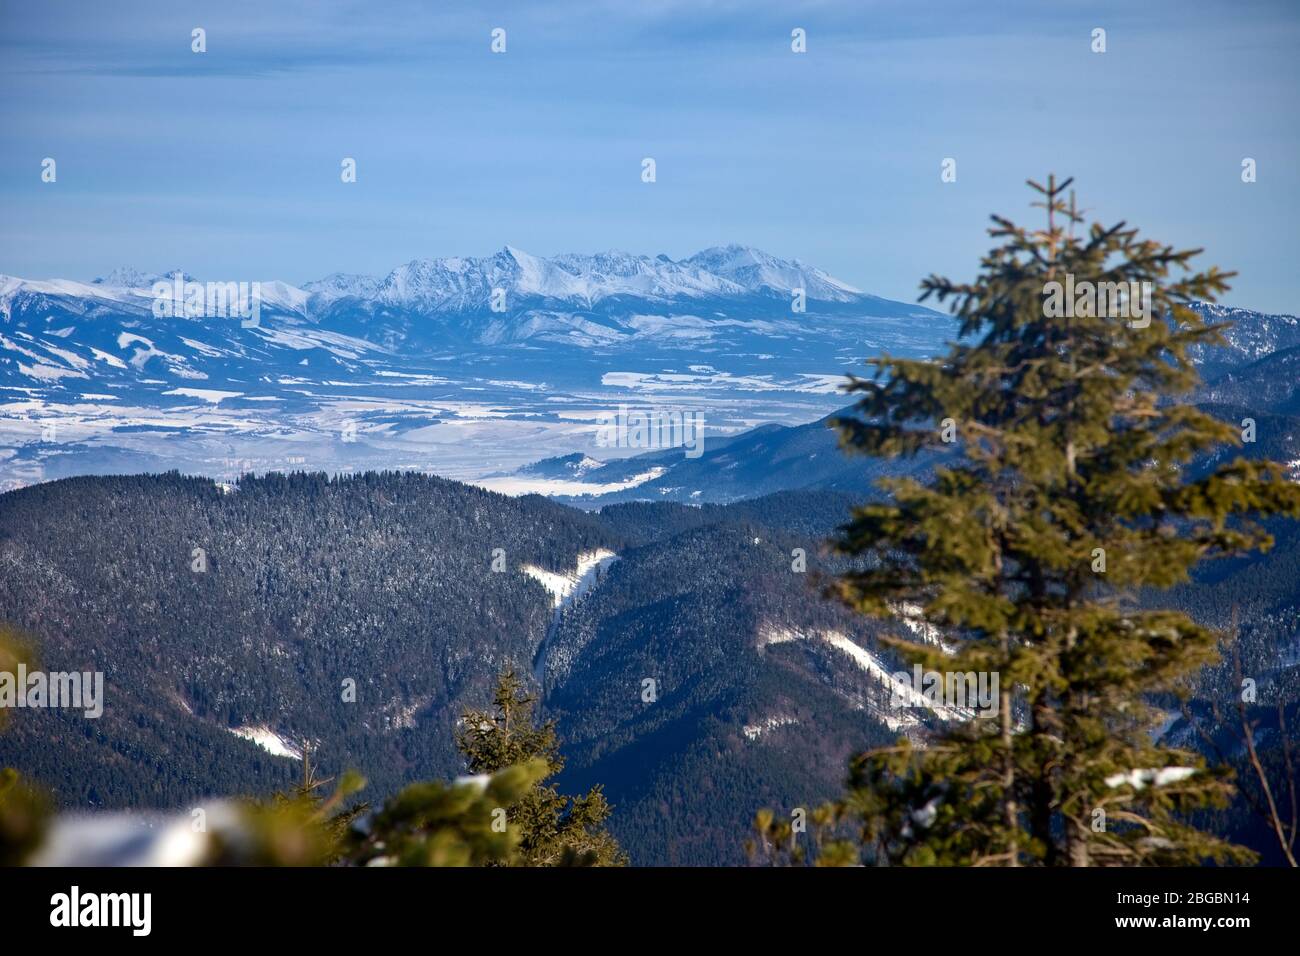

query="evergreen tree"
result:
[0,628,48,866]
[219,765,367,867]
[822,176,1300,866]
[344,761,551,867]
[219,746,369,866]
[196,738,559,866]
[457,669,626,866]
[0,767,46,866]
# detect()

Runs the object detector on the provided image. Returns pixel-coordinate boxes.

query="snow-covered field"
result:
[0,246,960,491]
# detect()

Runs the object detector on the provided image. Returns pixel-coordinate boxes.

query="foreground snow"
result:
[30,803,244,866]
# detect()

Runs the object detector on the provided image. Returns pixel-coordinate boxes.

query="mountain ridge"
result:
[5,243,871,316]
[2,253,1293,496]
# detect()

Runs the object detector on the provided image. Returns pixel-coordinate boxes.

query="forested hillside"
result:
[0,472,614,807]
[1,463,1296,864]
[544,514,900,864]
[0,472,920,864]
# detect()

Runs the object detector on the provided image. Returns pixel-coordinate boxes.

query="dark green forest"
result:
[0,471,913,864]
[1,461,1295,864]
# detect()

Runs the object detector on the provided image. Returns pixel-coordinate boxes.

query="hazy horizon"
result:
[2,0,1298,312]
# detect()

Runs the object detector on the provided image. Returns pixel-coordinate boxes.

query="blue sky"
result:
[1,0,1297,312]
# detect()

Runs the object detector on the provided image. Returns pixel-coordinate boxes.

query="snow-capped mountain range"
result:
[2,244,867,322]
[1,244,1295,493]
[0,244,956,489]
[308,245,866,311]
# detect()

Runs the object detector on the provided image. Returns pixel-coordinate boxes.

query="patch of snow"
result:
[19,363,86,381]
[521,549,618,610]
[743,715,797,741]
[453,773,491,792]
[162,388,244,404]
[525,549,619,684]
[39,344,91,369]
[894,602,956,653]
[471,468,666,497]
[29,803,245,866]
[757,624,965,727]
[117,332,155,351]
[1104,767,1197,790]
[228,725,302,760]
[89,347,128,369]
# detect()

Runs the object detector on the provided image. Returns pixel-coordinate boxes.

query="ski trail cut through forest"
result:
[522,549,619,686]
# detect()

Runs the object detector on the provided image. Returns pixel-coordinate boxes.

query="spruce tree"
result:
[345,761,551,867]
[824,176,1300,866]
[456,669,626,866]
[0,628,48,866]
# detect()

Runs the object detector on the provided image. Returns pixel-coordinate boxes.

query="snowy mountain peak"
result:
[301,272,382,300]
[687,243,772,268]
[5,245,870,323]
[92,268,194,289]
[685,245,862,299]
[92,267,161,289]
[347,245,868,311]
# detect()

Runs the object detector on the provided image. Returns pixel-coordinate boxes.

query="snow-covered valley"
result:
[0,246,956,491]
